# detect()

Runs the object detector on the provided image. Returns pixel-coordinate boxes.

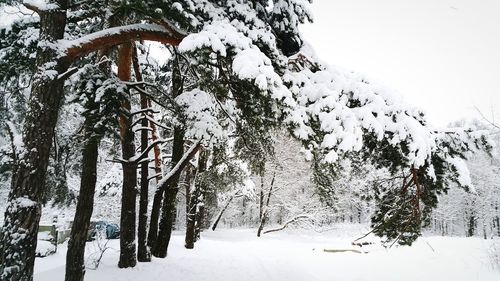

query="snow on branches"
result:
[175,89,225,142]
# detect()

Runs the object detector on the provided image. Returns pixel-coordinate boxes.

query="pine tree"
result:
[0,0,183,278]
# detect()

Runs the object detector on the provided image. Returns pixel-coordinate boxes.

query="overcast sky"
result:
[301,0,500,127]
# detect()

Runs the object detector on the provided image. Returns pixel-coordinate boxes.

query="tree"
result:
[0,0,183,278]
[0,2,69,279]
[65,61,123,281]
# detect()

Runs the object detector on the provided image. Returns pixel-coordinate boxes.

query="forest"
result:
[0,1,499,281]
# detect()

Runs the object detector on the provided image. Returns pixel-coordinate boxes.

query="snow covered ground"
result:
[34,225,500,281]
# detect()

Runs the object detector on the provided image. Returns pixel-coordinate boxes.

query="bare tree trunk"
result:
[117,42,137,269]
[133,47,152,263]
[65,123,99,281]
[0,2,68,280]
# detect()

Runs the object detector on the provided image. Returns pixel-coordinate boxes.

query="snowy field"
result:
[34,226,500,281]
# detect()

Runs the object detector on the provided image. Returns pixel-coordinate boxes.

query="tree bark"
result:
[65,124,99,281]
[0,2,68,280]
[117,42,138,269]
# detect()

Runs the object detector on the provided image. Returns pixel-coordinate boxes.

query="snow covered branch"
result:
[262,215,311,234]
[131,115,172,131]
[156,141,202,193]
[126,139,171,164]
[63,23,185,60]
[130,108,160,116]
[23,0,61,14]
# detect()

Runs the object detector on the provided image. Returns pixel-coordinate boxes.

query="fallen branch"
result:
[323,249,365,254]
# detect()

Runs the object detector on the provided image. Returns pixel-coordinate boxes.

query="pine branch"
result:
[63,23,185,61]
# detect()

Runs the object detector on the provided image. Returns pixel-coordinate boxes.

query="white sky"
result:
[301,0,500,127]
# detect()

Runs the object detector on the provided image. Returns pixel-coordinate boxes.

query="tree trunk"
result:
[211,193,238,231]
[148,97,163,180]
[133,47,152,263]
[151,128,184,257]
[147,51,186,250]
[257,172,276,237]
[467,214,475,237]
[184,166,196,249]
[145,100,164,246]
[146,99,163,249]
[65,125,99,281]
[496,206,500,237]
[150,51,185,257]
[117,42,137,269]
[0,2,68,280]
[259,176,264,221]
[193,150,207,240]
[147,189,163,247]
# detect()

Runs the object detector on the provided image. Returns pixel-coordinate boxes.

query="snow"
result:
[175,89,225,142]
[36,240,55,257]
[178,20,294,107]
[23,0,59,11]
[448,156,474,190]
[33,227,500,281]
[59,23,174,56]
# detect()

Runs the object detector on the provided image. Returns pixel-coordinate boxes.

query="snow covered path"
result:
[34,227,500,281]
